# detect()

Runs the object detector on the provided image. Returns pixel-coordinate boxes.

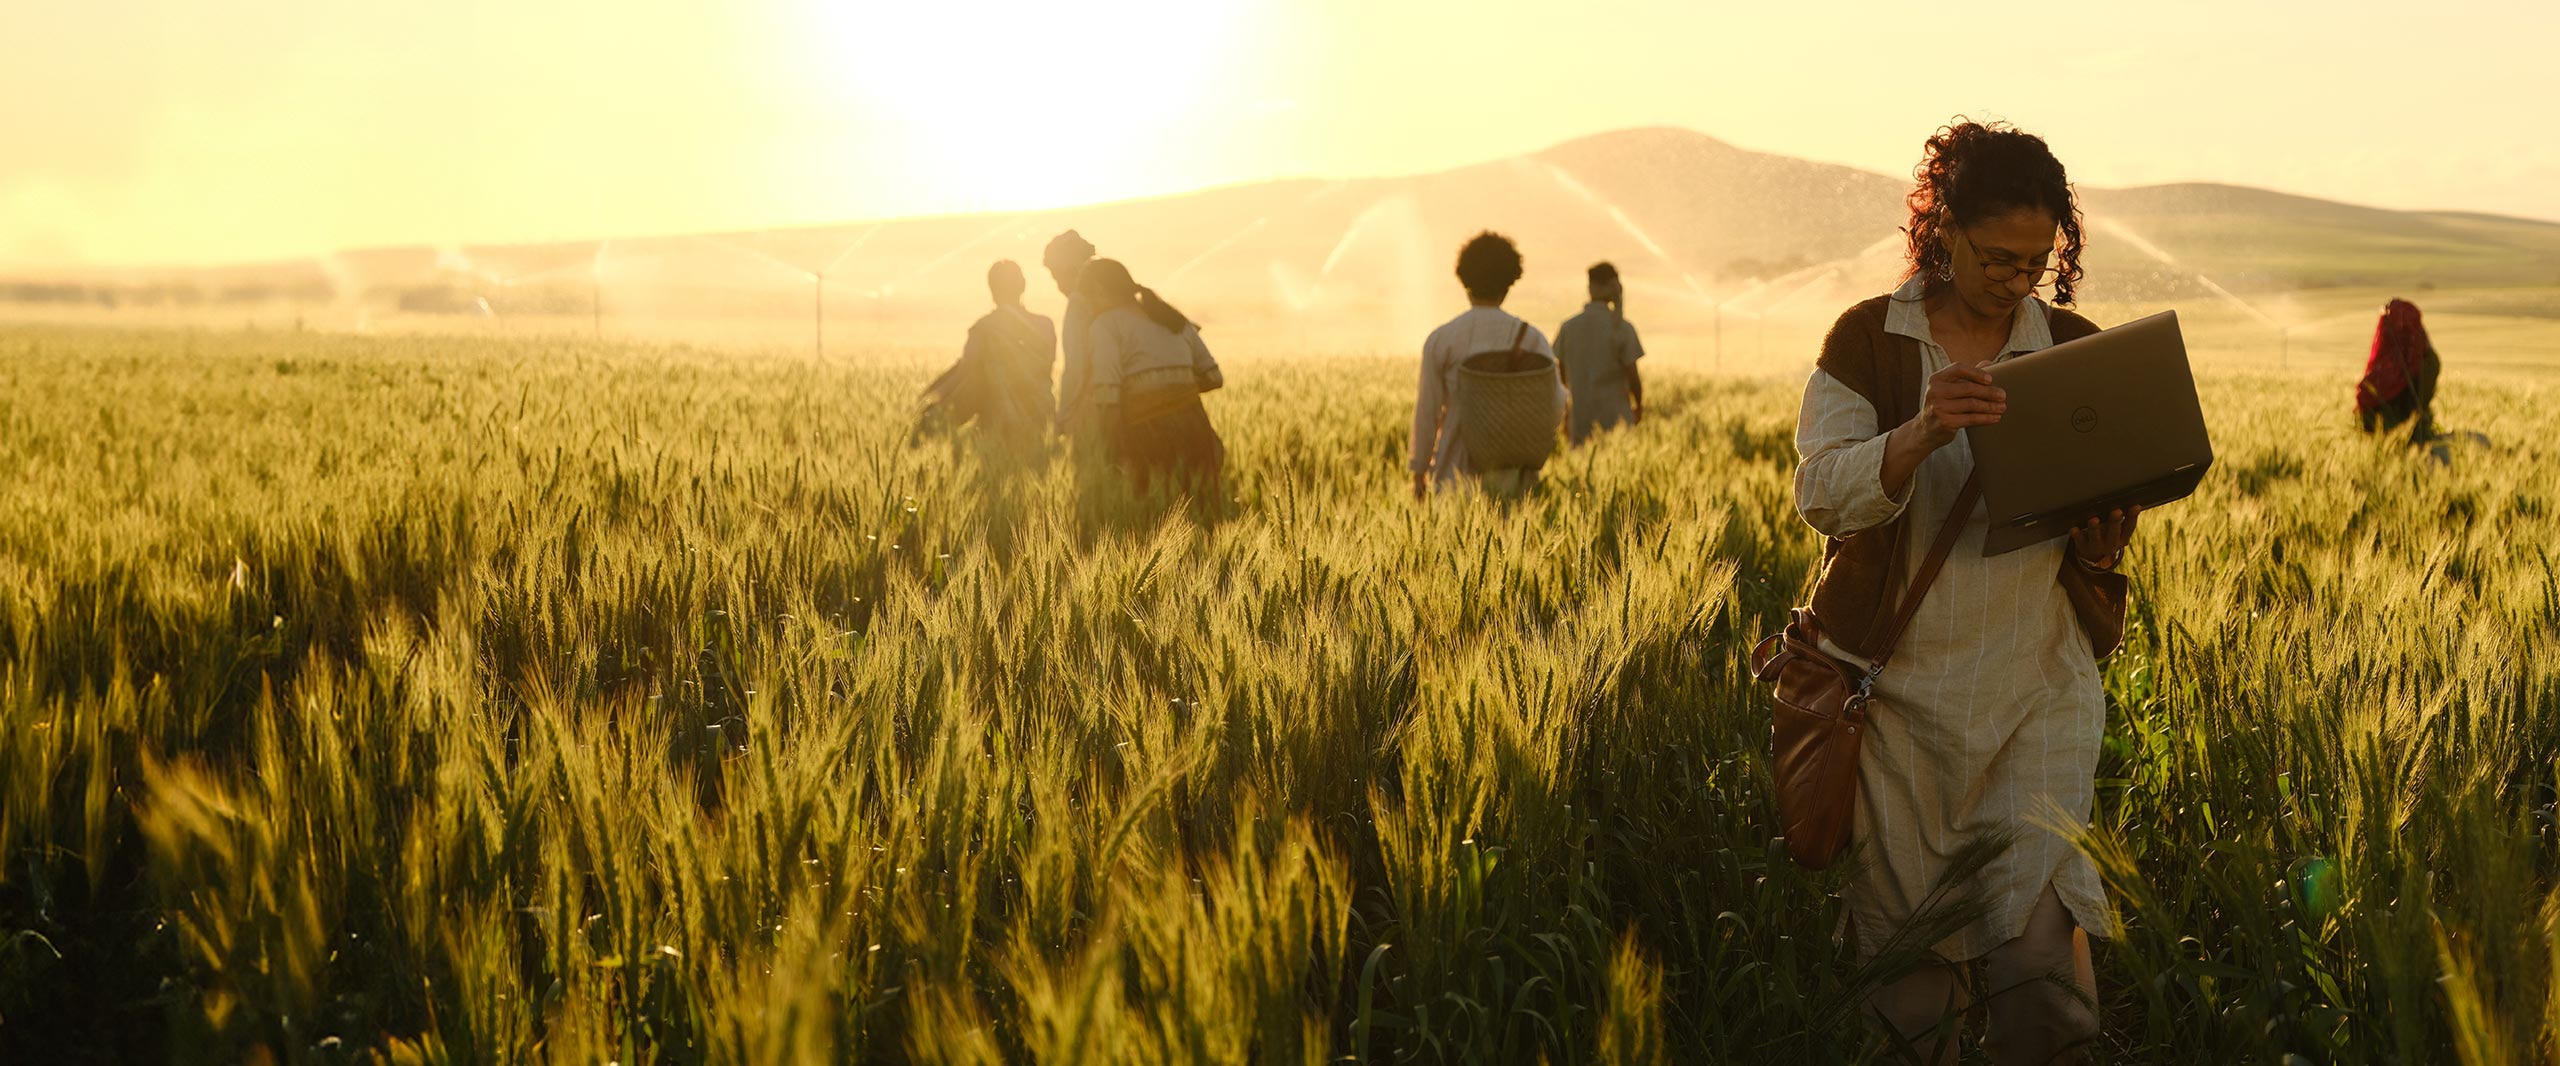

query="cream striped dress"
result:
[1792,276,2114,962]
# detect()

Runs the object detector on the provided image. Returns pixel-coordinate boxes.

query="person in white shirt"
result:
[1410,231,1560,499]
[1081,257,1225,497]
[1044,230,1101,442]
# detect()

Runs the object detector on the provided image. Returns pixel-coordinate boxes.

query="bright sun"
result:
[805,0,1252,214]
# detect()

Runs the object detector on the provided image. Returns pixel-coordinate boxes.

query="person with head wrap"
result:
[917,259,1055,453]
[1553,261,1647,444]
[1043,229,1102,441]
[1078,257,1225,496]
[2355,298,2441,443]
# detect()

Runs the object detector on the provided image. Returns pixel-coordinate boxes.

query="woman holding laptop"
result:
[1789,119,2140,1062]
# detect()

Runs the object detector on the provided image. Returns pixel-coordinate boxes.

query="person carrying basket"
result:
[1409,231,1564,499]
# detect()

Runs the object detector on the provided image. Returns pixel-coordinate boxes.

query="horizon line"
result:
[9,124,2558,277]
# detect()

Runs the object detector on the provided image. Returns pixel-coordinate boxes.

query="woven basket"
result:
[1455,350,1563,470]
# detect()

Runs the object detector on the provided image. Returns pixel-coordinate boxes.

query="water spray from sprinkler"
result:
[881,215,1031,296]
[1541,161,1714,307]
[819,226,882,278]
[1711,280,1771,370]
[2093,215,2291,364]
[1168,216,1269,285]
[1708,230,1896,370]
[693,234,813,280]
[590,240,612,339]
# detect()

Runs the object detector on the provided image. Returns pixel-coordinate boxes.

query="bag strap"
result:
[1508,322,1529,356]
[1866,469,1983,677]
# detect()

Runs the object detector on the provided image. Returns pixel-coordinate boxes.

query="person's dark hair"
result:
[987,259,1026,303]
[1903,119,2086,306]
[1077,258,1192,333]
[1456,231,1523,302]
[1044,229,1095,269]
[1587,261,1618,287]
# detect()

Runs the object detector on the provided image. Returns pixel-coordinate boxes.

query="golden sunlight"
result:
[802,0,1257,214]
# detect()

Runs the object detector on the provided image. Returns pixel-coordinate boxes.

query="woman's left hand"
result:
[2068,505,2141,569]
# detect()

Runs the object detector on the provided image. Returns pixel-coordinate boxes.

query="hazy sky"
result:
[6,0,2554,267]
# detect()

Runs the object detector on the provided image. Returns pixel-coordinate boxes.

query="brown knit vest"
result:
[1804,293,2122,660]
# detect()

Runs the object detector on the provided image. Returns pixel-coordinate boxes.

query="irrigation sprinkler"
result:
[1710,278,1775,371]
[586,239,613,341]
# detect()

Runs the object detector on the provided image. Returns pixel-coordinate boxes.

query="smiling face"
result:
[1947,206,2059,320]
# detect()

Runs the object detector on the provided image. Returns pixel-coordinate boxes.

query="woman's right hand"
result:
[1910,363,2006,449]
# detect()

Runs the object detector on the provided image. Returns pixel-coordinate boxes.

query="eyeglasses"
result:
[1958,229,2061,287]
[1980,260,2061,286]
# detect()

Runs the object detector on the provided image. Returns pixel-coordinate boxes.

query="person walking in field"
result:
[1045,230,1102,443]
[1079,258,1226,496]
[1410,231,1561,498]
[916,260,1056,453]
[2355,297,2440,443]
[1553,261,1646,443]
[1790,120,2138,1063]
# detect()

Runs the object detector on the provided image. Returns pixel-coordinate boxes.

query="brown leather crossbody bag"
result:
[1749,472,1982,870]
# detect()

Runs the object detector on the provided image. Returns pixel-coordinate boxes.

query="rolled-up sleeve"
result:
[1794,369,1911,537]
[1410,343,1444,475]
[1186,327,1223,391]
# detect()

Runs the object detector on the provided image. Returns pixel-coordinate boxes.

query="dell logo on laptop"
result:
[2070,406,2099,433]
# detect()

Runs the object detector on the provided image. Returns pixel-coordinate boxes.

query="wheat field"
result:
[2,322,2556,1063]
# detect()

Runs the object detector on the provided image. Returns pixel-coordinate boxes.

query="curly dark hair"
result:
[1455,231,1523,302]
[1903,119,2086,306]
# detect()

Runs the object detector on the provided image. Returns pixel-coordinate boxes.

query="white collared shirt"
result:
[1787,276,2113,964]
[1794,275,2053,536]
[1410,305,1558,484]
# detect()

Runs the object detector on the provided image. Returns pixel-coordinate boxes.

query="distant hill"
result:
[10,127,2557,347]
[2077,182,2560,292]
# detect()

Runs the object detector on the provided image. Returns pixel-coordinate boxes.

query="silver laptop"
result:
[1969,310,2213,557]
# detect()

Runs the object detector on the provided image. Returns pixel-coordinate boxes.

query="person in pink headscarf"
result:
[2354,298,2440,442]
